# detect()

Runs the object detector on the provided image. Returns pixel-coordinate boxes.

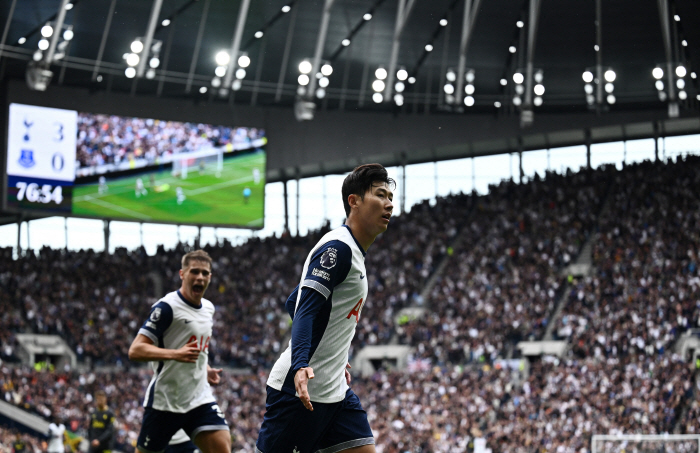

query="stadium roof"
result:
[1,0,699,116]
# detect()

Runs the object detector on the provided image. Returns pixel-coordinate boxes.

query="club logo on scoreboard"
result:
[23,118,33,142]
[18,149,36,169]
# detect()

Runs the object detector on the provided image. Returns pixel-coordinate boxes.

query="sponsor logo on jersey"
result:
[312,268,331,281]
[150,307,161,322]
[320,247,338,269]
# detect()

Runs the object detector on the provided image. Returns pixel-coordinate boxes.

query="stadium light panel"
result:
[131,40,144,53]
[41,25,53,38]
[299,60,312,74]
[238,55,251,68]
[215,51,230,66]
[372,79,386,92]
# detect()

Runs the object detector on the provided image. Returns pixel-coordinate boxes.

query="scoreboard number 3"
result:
[16,181,64,204]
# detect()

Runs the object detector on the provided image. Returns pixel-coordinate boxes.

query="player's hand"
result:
[345,363,352,385]
[207,366,222,385]
[91,440,100,447]
[173,340,200,363]
[294,367,315,411]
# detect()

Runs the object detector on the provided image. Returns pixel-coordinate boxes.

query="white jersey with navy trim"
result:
[267,225,369,403]
[138,290,216,413]
[47,423,65,453]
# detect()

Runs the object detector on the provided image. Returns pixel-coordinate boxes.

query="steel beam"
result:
[455,0,482,105]
[46,0,71,65]
[275,2,298,102]
[185,0,210,93]
[595,0,603,108]
[157,15,177,96]
[222,0,252,95]
[521,0,541,127]
[136,0,164,78]
[0,0,18,60]
[306,0,336,100]
[92,0,117,81]
[657,0,677,113]
[384,0,417,101]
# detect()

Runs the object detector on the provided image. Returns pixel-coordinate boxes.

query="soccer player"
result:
[128,250,230,453]
[11,432,27,453]
[135,178,148,198]
[47,416,66,453]
[88,390,115,453]
[243,187,251,204]
[256,163,395,453]
[176,187,186,205]
[98,176,108,195]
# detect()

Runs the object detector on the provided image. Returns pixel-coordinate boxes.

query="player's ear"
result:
[348,193,361,210]
[179,268,184,279]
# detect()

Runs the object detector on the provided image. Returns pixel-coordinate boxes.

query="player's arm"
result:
[128,301,199,363]
[292,241,353,410]
[285,285,299,319]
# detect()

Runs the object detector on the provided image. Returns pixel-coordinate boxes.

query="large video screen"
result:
[5,103,266,228]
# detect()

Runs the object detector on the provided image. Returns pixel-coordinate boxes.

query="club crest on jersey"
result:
[150,307,162,322]
[320,247,338,269]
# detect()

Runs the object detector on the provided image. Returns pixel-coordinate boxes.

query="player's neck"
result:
[97,404,107,411]
[343,219,373,252]
[178,287,203,307]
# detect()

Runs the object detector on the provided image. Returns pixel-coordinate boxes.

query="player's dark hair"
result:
[342,163,396,217]
[181,250,213,270]
[95,390,106,398]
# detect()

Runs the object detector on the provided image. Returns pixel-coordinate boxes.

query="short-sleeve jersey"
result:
[47,423,65,453]
[138,290,216,413]
[267,225,368,403]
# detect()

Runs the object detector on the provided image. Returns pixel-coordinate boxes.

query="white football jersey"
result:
[138,290,216,413]
[47,423,65,453]
[267,225,369,403]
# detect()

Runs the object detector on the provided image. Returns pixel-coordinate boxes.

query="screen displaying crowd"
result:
[75,112,266,177]
[1,155,699,452]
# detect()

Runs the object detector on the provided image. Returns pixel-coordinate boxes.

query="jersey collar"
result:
[177,290,202,309]
[342,224,366,257]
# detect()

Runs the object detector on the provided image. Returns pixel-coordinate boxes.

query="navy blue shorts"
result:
[137,402,228,453]
[256,386,374,453]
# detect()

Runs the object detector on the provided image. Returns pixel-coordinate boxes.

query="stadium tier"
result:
[1,157,699,452]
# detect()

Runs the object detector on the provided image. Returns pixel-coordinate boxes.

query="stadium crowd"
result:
[76,112,265,171]
[1,156,699,452]
[555,158,700,357]
[398,166,616,364]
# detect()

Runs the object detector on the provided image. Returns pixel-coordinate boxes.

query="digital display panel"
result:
[5,103,266,228]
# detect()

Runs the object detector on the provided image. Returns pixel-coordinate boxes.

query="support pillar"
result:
[283,179,290,234]
[136,0,164,78]
[221,0,251,95]
[103,220,110,254]
[306,0,336,100]
[384,0,417,101]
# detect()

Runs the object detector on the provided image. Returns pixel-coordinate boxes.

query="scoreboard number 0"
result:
[16,181,64,204]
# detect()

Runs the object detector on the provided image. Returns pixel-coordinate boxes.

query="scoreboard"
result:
[5,103,77,213]
[3,103,267,228]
